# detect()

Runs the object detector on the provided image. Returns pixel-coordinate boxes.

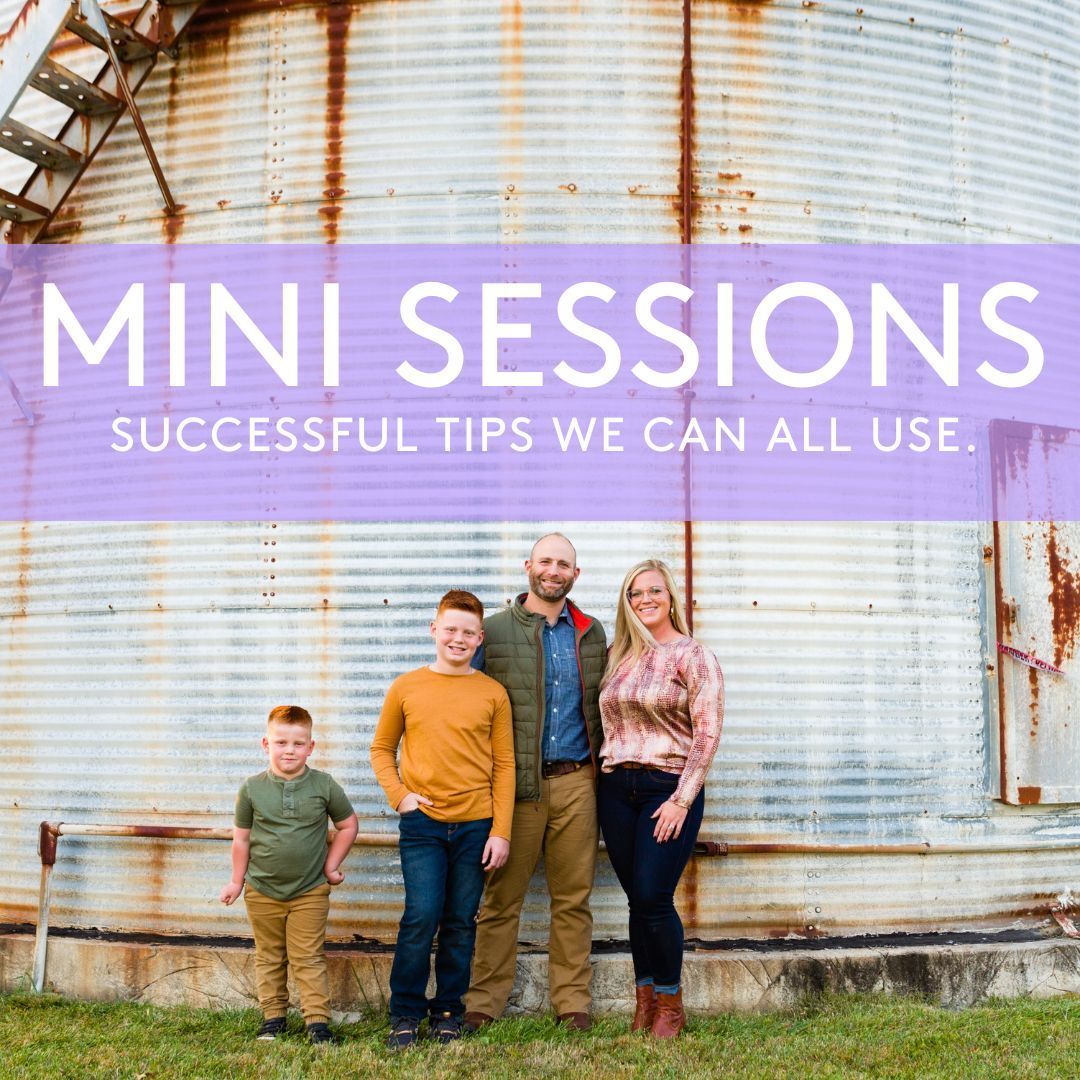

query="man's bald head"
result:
[529,532,577,566]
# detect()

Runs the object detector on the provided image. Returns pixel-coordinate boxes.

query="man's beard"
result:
[528,569,574,603]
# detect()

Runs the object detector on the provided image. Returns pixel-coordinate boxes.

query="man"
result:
[464,533,607,1031]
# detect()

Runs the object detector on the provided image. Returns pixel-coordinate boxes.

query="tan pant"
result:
[244,882,331,1023]
[466,766,598,1016]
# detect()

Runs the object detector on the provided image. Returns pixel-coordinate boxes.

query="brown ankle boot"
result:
[651,988,685,1038]
[630,984,656,1033]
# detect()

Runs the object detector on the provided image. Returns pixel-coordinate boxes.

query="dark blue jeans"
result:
[596,767,704,988]
[390,810,491,1020]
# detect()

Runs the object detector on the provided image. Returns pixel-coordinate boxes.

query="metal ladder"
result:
[0,0,205,245]
[0,0,204,420]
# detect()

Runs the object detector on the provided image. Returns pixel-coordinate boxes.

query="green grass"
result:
[1,991,1078,1079]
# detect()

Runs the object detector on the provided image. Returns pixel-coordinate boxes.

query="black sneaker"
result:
[256,1016,287,1041]
[306,1022,336,1045]
[430,1012,462,1044]
[387,1016,420,1051]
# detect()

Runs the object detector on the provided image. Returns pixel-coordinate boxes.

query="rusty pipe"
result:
[31,821,62,991]
[37,822,1080,859]
[44,822,394,845]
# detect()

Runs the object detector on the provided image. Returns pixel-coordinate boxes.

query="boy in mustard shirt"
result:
[220,705,358,1044]
[370,590,514,1050]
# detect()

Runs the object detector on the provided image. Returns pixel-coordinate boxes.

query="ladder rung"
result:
[0,117,84,172]
[32,58,122,116]
[0,187,50,224]
[65,10,157,62]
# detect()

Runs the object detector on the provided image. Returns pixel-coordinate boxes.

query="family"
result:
[219,533,725,1048]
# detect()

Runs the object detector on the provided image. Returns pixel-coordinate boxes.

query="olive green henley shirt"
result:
[234,766,354,901]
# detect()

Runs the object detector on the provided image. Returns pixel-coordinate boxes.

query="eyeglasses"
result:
[627,586,668,602]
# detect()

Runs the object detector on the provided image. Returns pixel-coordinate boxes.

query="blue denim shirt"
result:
[472,603,590,764]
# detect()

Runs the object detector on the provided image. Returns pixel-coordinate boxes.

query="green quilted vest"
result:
[481,594,607,802]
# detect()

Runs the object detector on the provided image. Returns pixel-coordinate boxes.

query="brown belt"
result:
[542,760,589,779]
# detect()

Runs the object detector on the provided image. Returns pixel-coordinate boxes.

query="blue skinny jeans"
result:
[596,766,704,989]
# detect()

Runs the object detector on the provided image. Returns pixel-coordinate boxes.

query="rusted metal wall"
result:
[1,0,1078,944]
[992,423,1080,805]
[1,0,1075,244]
[3,518,1077,941]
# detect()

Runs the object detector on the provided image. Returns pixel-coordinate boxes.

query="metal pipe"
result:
[32,821,60,992]
[32,863,53,993]
[82,0,177,213]
[721,839,1080,855]
[39,820,1080,857]
[51,822,394,845]
[29,819,1080,992]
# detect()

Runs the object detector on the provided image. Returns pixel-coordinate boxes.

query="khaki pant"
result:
[244,881,331,1023]
[466,766,598,1016]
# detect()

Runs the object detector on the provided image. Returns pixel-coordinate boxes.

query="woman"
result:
[597,559,724,1038]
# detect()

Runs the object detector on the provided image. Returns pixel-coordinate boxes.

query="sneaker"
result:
[387,1016,420,1051]
[256,1016,287,1041]
[306,1022,336,1045]
[430,1012,462,1044]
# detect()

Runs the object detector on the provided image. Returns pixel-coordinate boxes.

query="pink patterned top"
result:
[599,636,724,809]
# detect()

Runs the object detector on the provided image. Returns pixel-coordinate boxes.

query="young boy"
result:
[370,590,514,1050]
[220,704,358,1044]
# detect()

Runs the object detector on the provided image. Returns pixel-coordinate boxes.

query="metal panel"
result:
[693,521,990,835]
[692,0,1080,243]
[992,426,1080,805]
[2,0,1080,947]
[0,521,681,938]
[11,0,685,243]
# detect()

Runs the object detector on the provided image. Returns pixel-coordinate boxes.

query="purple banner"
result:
[0,244,1077,521]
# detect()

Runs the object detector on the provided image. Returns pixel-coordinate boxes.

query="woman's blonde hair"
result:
[603,559,690,685]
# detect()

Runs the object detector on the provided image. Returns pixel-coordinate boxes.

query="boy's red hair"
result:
[267,704,313,730]
[436,589,484,620]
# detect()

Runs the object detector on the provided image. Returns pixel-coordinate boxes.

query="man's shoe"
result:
[387,1016,420,1051]
[651,988,686,1039]
[557,1012,592,1032]
[306,1022,336,1045]
[430,1012,462,1044]
[462,1010,495,1033]
[256,1016,287,1041]
[631,984,657,1033]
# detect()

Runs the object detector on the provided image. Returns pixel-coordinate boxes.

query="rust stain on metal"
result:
[499,0,525,210]
[992,519,1009,799]
[318,1,353,244]
[1016,786,1042,805]
[678,0,695,620]
[13,521,31,618]
[677,0,694,244]
[41,210,83,241]
[161,205,187,244]
[38,822,59,867]
[680,852,699,929]
[1028,664,1038,735]
[1046,523,1080,667]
